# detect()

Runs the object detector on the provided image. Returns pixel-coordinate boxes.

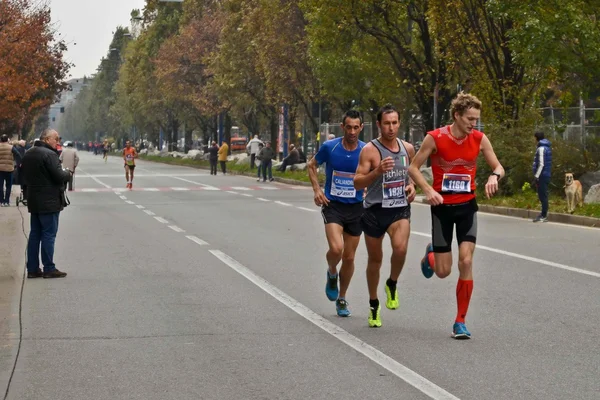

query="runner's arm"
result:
[307,156,329,206]
[407,134,443,205]
[480,134,504,198]
[353,144,390,189]
[402,141,417,202]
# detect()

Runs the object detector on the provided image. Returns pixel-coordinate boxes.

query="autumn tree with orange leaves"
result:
[0,0,71,137]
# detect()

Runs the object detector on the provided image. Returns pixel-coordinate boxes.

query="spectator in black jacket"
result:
[207,141,219,175]
[21,129,72,279]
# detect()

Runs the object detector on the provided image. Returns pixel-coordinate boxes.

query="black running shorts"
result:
[321,201,364,237]
[431,198,478,253]
[125,164,135,171]
[361,204,411,239]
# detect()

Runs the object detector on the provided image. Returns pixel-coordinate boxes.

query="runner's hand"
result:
[377,156,395,175]
[426,189,444,206]
[406,184,416,203]
[314,189,330,207]
[485,175,499,199]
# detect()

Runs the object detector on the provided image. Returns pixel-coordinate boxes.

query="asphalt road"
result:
[4,151,599,400]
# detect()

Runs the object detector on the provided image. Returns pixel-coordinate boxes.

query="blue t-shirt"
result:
[315,137,365,203]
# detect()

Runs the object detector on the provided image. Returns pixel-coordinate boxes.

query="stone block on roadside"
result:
[579,170,600,195]
[584,183,600,204]
[290,163,307,171]
[139,149,148,155]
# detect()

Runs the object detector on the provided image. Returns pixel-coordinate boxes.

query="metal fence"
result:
[538,106,600,149]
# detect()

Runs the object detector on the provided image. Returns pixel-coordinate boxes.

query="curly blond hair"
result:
[450,92,482,120]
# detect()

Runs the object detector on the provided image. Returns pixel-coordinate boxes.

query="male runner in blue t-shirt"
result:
[307,110,366,317]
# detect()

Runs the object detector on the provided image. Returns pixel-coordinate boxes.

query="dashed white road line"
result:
[240,193,253,197]
[231,186,251,191]
[171,187,191,191]
[186,235,208,246]
[257,198,270,202]
[136,205,145,209]
[297,207,318,213]
[154,217,168,224]
[144,210,156,216]
[226,191,239,195]
[168,225,185,233]
[125,200,135,205]
[119,196,127,200]
[274,201,292,207]
[209,250,460,400]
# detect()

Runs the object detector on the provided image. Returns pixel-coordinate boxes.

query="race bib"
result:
[125,154,134,165]
[441,173,471,193]
[330,170,356,198]
[382,172,407,208]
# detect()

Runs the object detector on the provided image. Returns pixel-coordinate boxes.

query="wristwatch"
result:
[491,172,501,180]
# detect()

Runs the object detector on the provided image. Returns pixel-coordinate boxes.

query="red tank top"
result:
[429,125,483,204]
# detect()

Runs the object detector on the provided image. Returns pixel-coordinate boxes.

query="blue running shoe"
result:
[336,298,351,317]
[420,243,435,279]
[325,270,338,301]
[452,322,471,340]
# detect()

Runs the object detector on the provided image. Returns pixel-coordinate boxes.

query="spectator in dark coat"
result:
[21,129,71,279]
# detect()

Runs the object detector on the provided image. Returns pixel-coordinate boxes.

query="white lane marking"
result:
[168,225,185,233]
[81,188,98,193]
[154,217,168,224]
[297,207,318,213]
[136,205,145,209]
[412,201,600,231]
[119,196,127,200]
[186,235,208,246]
[231,186,251,191]
[125,200,135,205]
[411,231,600,278]
[240,193,253,197]
[258,186,278,190]
[172,176,219,190]
[113,188,126,193]
[257,198,270,202]
[144,210,155,216]
[143,188,160,192]
[226,191,239,195]
[274,201,292,207]
[78,168,112,189]
[209,250,459,400]
[171,187,191,191]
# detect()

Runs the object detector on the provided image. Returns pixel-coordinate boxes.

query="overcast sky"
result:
[50,0,147,79]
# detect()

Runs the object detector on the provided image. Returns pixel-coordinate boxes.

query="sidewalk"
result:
[0,203,28,392]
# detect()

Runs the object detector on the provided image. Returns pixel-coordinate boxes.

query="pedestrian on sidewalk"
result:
[0,134,15,206]
[258,141,275,182]
[246,135,264,169]
[207,141,219,175]
[532,131,552,223]
[59,142,79,191]
[256,143,264,181]
[218,141,229,175]
[21,129,72,279]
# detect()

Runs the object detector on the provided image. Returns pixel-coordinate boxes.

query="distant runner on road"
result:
[123,140,138,189]
[307,110,366,317]
[408,92,505,339]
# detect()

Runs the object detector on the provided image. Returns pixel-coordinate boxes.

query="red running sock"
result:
[455,279,473,324]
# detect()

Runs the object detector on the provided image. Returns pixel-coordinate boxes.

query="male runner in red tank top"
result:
[408,93,504,339]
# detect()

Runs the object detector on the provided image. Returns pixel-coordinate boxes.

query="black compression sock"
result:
[369,298,379,309]
[386,278,397,290]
